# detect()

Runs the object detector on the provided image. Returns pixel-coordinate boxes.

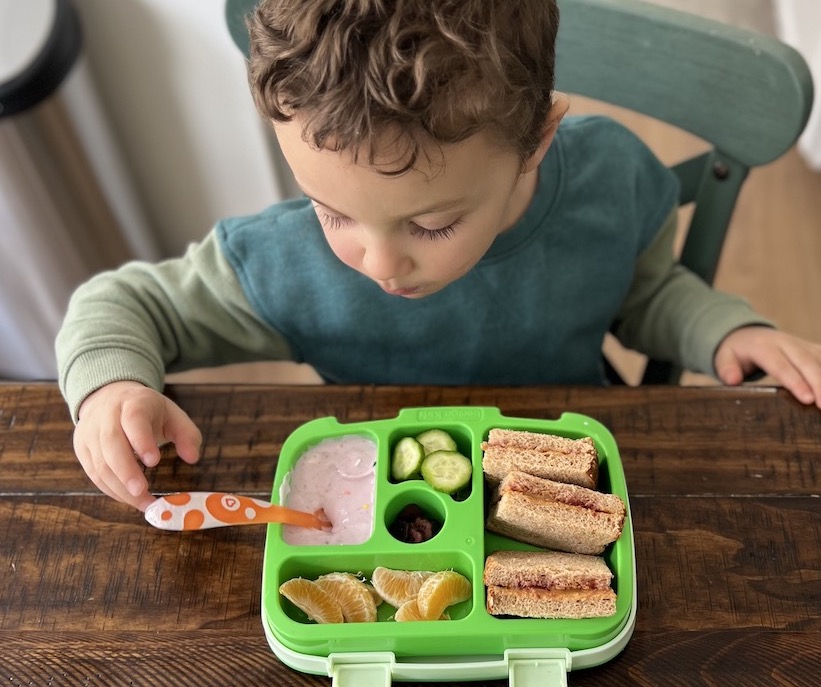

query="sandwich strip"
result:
[486,471,626,555]
[484,550,616,619]
[482,428,599,489]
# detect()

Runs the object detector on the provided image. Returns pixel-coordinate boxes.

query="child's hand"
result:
[73,381,202,511]
[714,326,821,409]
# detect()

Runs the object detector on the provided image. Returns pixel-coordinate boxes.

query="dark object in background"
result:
[389,504,442,544]
[0,0,82,118]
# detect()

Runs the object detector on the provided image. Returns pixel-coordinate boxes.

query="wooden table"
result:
[1,382,819,686]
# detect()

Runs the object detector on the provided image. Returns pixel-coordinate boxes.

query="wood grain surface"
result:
[1,382,819,686]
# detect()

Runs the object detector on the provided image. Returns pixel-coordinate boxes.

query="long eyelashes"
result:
[408,220,461,241]
[314,207,461,241]
[314,208,351,231]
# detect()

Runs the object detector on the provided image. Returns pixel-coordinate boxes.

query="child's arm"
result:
[614,210,771,373]
[57,232,293,421]
[714,327,821,408]
[614,210,821,408]
[56,232,293,508]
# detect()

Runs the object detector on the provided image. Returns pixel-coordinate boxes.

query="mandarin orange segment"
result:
[371,566,434,608]
[315,572,377,623]
[416,570,471,620]
[394,599,450,622]
[279,578,344,624]
[394,599,424,622]
[364,582,383,607]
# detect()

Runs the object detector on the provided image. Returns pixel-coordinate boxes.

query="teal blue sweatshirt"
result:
[57,116,770,420]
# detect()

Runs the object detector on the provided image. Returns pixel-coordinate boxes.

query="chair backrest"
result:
[554,0,813,383]
[225,0,814,384]
[225,0,254,60]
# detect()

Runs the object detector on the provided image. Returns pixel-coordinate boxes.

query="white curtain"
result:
[0,58,156,379]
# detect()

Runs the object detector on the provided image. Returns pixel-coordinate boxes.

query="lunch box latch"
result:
[329,652,394,687]
[507,648,572,687]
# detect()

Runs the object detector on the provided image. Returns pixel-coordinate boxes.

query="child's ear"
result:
[522,92,570,173]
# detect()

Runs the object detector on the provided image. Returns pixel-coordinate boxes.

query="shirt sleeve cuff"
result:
[682,298,775,378]
[60,347,165,423]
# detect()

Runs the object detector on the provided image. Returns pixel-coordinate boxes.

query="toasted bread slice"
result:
[484,550,617,619]
[486,585,616,619]
[481,429,598,488]
[483,550,613,590]
[486,471,625,555]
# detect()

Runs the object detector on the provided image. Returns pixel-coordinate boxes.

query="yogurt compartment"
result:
[279,435,376,545]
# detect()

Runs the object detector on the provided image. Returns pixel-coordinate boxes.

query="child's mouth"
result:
[381,285,423,297]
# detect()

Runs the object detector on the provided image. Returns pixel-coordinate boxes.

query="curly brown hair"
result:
[247,0,560,175]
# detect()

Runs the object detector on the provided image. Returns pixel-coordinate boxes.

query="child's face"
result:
[275,119,540,298]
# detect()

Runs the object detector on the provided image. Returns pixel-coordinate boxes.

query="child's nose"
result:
[361,238,413,281]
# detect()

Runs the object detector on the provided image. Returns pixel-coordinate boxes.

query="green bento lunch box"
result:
[261,406,636,686]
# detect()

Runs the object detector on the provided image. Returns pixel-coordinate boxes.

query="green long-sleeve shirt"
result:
[56,116,770,421]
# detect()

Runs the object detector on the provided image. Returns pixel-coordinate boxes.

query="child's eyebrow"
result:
[297,184,464,218]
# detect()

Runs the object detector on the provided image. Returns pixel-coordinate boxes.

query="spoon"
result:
[144,491,331,531]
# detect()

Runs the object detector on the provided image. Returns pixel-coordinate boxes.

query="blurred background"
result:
[0,0,819,384]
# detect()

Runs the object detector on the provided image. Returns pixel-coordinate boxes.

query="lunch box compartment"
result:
[383,487,448,543]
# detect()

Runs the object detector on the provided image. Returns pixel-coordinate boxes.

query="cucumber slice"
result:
[420,450,472,494]
[391,437,425,481]
[415,428,457,455]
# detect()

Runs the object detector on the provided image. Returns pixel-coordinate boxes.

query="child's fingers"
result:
[98,423,153,499]
[715,360,744,386]
[161,401,203,465]
[713,347,745,386]
[777,343,821,407]
[744,345,816,406]
[75,441,123,503]
[119,400,163,469]
[76,433,155,510]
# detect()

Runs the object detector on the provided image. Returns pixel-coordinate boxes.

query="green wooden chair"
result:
[225,0,813,384]
[553,0,813,384]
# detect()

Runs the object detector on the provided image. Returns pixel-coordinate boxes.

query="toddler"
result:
[56,0,821,510]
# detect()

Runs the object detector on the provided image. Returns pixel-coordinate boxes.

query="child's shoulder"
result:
[558,114,655,157]
[556,114,677,193]
[218,196,314,235]
[215,195,328,266]
[551,115,679,237]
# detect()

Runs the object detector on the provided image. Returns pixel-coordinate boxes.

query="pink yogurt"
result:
[280,435,376,545]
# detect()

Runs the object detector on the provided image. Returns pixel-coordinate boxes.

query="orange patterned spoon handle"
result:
[144,492,330,531]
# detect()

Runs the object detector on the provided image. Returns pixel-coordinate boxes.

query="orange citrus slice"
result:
[279,577,344,624]
[364,582,383,607]
[371,567,434,608]
[416,570,471,620]
[394,599,450,622]
[315,572,377,622]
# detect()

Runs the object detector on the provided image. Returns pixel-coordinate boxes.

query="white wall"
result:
[773,0,821,170]
[71,0,284,256]
[649,0,776,35]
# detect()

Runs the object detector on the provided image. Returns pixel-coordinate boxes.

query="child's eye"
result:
[409,218,463,241]
[315,203,462,241]
[314,206,352,230]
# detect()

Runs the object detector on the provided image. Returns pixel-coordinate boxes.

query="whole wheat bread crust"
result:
[482,429,599,489]
[483,550,613,590]
[486,585,616,618]
[486,472,625,555]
